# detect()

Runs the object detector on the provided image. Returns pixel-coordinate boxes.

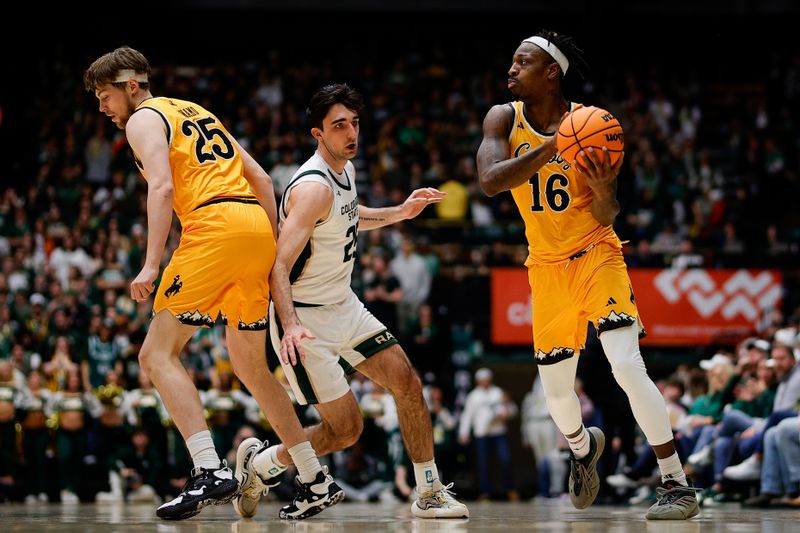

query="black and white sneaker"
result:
[156,462,239,520]
[278,466,345,520]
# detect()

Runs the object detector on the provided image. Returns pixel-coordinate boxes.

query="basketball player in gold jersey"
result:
[477,31,698,520]
[84,47,343,520]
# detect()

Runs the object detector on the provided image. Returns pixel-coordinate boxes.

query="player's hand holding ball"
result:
[557,106,625,188]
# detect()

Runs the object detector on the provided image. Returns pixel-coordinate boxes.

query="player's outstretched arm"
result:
[269,182,332,365]
[477,104,558,196]
[232,137,279,236]
[125,110,174,303]
[358,187,445,231]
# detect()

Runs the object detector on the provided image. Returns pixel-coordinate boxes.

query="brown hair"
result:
[84,46,151,92]
[306,84,364,129]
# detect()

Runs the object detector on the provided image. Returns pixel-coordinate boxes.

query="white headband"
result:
[113,69,148,83]
[522,36,569,75]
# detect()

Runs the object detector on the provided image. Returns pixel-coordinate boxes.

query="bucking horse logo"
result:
[164,275,183,298]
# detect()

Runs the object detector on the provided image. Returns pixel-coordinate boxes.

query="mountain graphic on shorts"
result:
[597,311,635,334]
[175,310,215,327]
[534,346,575,365]
[238,317,268,331]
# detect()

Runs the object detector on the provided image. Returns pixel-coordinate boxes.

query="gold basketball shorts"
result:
[153,198,275,330]
[528,243,643,365]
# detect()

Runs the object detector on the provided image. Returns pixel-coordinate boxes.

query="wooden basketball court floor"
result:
[2,500,799,532]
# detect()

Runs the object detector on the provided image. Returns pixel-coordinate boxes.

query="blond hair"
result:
[84,46,151,91]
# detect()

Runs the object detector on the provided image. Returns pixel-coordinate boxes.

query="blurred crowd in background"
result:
[1,35,799,507]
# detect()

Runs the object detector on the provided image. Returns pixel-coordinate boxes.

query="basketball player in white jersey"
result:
[232,84,469,519]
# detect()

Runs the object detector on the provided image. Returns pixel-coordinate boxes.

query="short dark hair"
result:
[84,46,151,92]
[531,29,589,80]
[306,84,364,130]
[664,378,685,396]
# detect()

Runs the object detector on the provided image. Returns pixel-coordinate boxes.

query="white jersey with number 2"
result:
[279,153,359,305]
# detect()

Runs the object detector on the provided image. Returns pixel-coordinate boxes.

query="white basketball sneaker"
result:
[411,479,469,518]
[233,438,280,518]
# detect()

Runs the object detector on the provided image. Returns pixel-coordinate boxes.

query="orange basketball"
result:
[557,106,624,166]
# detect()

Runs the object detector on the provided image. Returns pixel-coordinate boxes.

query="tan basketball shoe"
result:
[233,438,279,518]
[411,479,469,518]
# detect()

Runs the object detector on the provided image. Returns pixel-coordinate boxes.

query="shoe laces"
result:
[179,473,203,494]
[186,461,230,491]
[289,467,327,503]
[424,482,459,506]
[191,459,230,476]
[569,455,594,493]
[655,483,701,505]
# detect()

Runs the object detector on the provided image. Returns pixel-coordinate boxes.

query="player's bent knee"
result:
[229,357,259,384]
[610,357,646,381]
[330,416,363,448]
[342,418,364,447]
[609,356,649,395]
[538,367,578,402]
[138,349,155,377]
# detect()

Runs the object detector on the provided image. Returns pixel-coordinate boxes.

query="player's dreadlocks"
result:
[534,29,590,80]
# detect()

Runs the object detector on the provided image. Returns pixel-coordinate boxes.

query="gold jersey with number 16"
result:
[507,100,621,266]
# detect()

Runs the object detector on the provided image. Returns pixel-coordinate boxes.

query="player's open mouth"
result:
[507,78,517,88]
[347,143,356,150]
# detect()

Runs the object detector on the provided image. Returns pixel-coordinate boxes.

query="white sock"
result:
[287,442,322,484]
[253,444,288,480]
[657,452,687,486]
[185,430,220,470]
[567,426,591,460]
[413,460,439,492]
